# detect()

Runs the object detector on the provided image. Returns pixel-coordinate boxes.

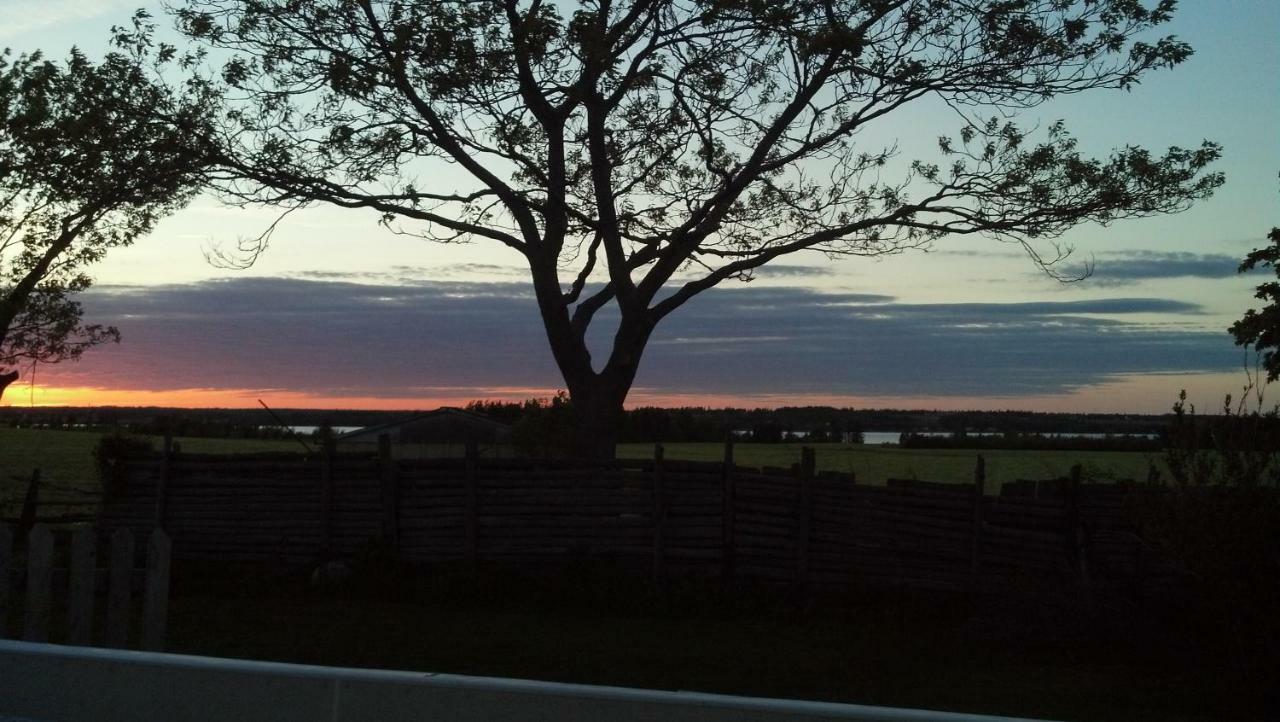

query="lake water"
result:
[285,425,363,435]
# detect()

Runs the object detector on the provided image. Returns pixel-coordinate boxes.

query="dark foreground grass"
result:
[163,583,1248,722]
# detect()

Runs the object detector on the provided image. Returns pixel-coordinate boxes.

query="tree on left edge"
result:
[0,19,213,401]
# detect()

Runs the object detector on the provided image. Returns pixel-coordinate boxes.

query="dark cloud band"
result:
[1087,250,1254,287]
[42,277,1238,399]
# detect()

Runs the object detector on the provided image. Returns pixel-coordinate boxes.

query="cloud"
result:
[752,264,836,278]
[292,270,383,282]
[931,249,1026,259]
[287,263,535,287]
[426,263,527,276]
[1085,250,1252,287]
[43,277,1239,400]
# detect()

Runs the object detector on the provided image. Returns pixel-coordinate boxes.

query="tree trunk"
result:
[0,369,17,402]
[566,380,628,460]
[565,310,653,460]
[527,254,652,461]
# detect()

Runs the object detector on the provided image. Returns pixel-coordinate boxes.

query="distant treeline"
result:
[0,412,297,440]
[4,402,1172,446]
[466,400,1168,445]
[465,399,866,443]
[897,432,1164,452]
[0,407,409,439]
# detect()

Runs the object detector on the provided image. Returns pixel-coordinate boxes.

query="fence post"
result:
[320,438,335,560]
[17,469,40,543]
[1066,464,1088,585]
[0,525,10,639]
[105,528,135,649]
[378,434,400,552]
[465,441,479,568]
[652,443,666,588]
[67,527,97,646]
[23,524,52,643]
[142,529,171,652]
[154,435,173,530]
[797,447,815,589]
[970,455,986,591]
[1132,536,1148,609]
[720,439,736,586]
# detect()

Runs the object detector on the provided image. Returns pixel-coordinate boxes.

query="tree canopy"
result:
[168,0,1222,455]
[0,43,212,400]
[1230,227,1280,382]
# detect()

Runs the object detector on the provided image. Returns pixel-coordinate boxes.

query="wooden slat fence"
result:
[96,442,1180,598]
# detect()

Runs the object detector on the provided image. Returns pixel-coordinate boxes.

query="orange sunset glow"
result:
[12,371,1243,414]
[9,385,559,410]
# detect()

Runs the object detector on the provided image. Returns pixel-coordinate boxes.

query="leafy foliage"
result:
[1141,387,1280,679]
[1229,227,1280,381]
[1162,387,1280,488]
[509,392,577,459]
[0,34,213,397]
[93,431,155,498]
[468,393,578,457]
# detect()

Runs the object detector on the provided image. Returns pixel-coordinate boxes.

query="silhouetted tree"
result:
[1230,227,1280,380]
[0,37,212,400]
[169,0,1220,457]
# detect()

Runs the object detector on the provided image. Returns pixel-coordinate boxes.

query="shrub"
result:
[510,392,575,459]
[1135,385,1280,681]
[93,432,154,498]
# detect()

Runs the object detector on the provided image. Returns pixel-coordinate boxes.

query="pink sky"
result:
[14,370,1246,415]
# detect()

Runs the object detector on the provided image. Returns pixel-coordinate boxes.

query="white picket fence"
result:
[0,525,170,649]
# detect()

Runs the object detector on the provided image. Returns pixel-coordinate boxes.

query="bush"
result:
[1134,387,1280,683]
[1163,388,1280,487]
[510,391,575,459]
[93,432,154,498]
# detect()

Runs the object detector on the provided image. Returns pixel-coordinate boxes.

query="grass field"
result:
[0,428,302,504]
[0,427,1164,504]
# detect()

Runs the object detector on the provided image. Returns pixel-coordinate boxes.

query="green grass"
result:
[0,429,1164,505]
[0,427,302,505]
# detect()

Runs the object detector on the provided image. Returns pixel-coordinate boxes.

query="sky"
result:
[1,1,1278,413]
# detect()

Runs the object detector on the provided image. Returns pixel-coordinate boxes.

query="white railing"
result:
[0,639,1057,722]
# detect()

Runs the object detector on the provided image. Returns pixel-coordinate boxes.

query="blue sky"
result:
[3,1,1278,411]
